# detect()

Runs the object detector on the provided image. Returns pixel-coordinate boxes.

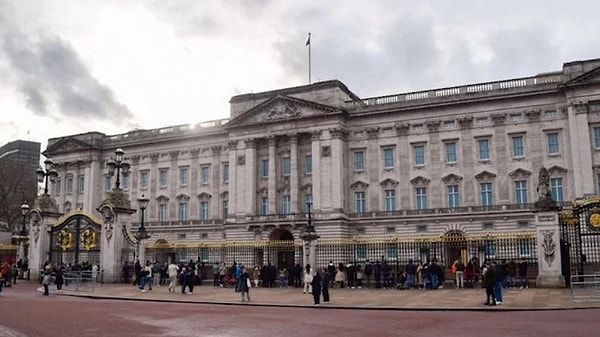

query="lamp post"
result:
[36,158,58,195]
[20,202,29,237]
[302,201,320,269]
[133,195,150,263]
[107,148,131,189]
[12,201,30,263]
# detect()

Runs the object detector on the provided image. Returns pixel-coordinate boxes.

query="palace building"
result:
[40,58,600,271]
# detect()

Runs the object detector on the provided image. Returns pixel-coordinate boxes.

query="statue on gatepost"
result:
[534,167,560,211]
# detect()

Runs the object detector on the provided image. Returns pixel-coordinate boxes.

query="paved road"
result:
[1,282,600,337]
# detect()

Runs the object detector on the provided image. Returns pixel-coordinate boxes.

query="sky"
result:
[1,0,599,153]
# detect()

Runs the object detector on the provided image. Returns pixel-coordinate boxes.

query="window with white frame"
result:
[355,191,366,213]
[261,159,269,178]
[201,166,210,185]
[305,155,312,174]
[78,175,85,194]
[260,197,269,215]
[594,127,600,149]
[158,203,167,222]
[443,120,456,129]
[544,110,557,119]
[478,138,490,161]
[413,144,425,166]
[179,203,188,221]
[550,177,564,202]
[415,187,427,209]
[509,113,522,123]
[354,151,365,171]
[383,147,394,169]
[511,135,525,158]
[122,174,130,190]
[104,176,111,192]
[223,163,229,183]
[547,133,560,155]
[480,182,493,206]
[66,177,73,195]
[282,157,291,176]
[179,166,189,187]
[515,180,528,204]
[222,199,229,219]
[448,184,460,208]
[475,117,489,125]
[445,141,458,163]
[55,177,61,195]
[200,201,210,220]
[384,189,396,212]
[281,195,291,215]
[159,169,168,188]
[140,171,149,189]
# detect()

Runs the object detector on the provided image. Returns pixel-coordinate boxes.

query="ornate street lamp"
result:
[133,195,150,262]
[302,201,320,269]
[36,158,58,195]
[20,201,30,237]
[107,148,131,189]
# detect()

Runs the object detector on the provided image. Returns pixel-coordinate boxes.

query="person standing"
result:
[494,261,505,305]
[311,270,322,305]
[405,259,416,289]
[239,268,251,302]
[303,264,314,294]
[483,261,496,306]
[42,268,51,296]
[453,258,465,289]
[518,259,529,289]
[212,262,220,287]
[167,261,179,293]
[55,264,64,291]
[321,268,330,303]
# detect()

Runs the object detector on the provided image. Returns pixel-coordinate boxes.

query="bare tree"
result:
[0,161,38,233]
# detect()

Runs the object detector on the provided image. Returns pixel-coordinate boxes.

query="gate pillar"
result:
[28,195,63,278]
[98,189,136,283]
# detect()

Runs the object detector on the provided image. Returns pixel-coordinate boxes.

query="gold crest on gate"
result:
[587,207,600,231]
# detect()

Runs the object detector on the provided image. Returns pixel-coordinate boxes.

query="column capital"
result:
[245,139,256,149]
[570,100,589,114]
[268,136,277,147]
[310,130,322,141]
[149,153,160,163]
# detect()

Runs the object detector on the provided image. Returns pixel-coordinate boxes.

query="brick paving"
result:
[54,283,600,311]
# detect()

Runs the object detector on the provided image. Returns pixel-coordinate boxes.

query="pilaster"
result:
[268,136,277,214]
[534,210,565,288]
[290,135,299,213]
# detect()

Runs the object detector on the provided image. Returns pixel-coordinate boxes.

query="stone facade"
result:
[42,58,600,247]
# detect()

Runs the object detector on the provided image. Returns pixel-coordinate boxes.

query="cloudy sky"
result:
[1,0,599,152]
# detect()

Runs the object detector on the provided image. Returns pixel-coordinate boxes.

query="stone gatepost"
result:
[28,195,62,278]
[98,189,136,283]
[533,167,565,288]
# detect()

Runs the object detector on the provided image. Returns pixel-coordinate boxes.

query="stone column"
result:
[28,195,63,277]
[567,101,594,197]
[244,140,257,215]
[98,189,136,283]
[329,129,346,212]
[310,131,322,211]
[228,140,239,218]
[211,146,223,218]
[290,134,299,213]
[268,136,277,214]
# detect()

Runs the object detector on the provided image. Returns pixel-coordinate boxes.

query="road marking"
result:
[0,324,27,337]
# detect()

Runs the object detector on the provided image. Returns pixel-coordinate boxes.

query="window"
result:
[594,127,600,149]
[448,185,460,208]
[201,166,210,185]
[158,204,167,222]
[509,113,522,123]
[354,151,365,171]
[483,223,494,230]
[282,157,291,176]
[282,195,291,215]
[512,136,525,158]
[443,120,456,129]
[518,221,529,228]
[66,177,73,195]
[417,225,427,233]
[386,227,396,234]
[481,183,493,206]
[415,187,427,209]
[122,175,130,190]
[140,171,149,189]
[519,239,531,256]
[412,124,424,131]
[179,203,188,221]
[478,139,490,161]
[383,148,394,169]
[261,159,269,178]
[550,177,564,202]
[305,155,312,174]
[55,177,61,195]
[547,133,560,155]
[414,145,425,166]
[222,200,229,219]
[357,244,367,260]
[355,192,366,213]
[485,241,496,258]
[78,175,85,194]
[179,167,189,186]
[200,201,210,220]
[223,163,229,183]
[475,117,489,125]
[515,180,528,204]
[544,110,557,119]
[159,169,168,188]
[384,189,396,211]
[304,194,313,212]
[260,197,269,215]
[104,176,111,192]
[445,142,457,163]
[386,244,398,260]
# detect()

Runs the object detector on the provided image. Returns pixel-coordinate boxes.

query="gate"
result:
[559,197,600,287]
[50,212,102,268]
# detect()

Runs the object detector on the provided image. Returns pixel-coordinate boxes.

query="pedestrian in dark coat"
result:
[483,261,497,306]
[311,270,322,305]
[321,268,330,303]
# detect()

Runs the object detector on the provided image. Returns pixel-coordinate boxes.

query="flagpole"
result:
[307,32,311,84]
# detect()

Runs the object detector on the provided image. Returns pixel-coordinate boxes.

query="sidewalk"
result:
[54,283,600,311]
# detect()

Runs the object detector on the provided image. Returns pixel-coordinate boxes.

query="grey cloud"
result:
[0,0,133,125]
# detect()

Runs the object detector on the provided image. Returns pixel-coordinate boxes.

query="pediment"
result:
[225,95,342,128]
[300,183,313,192]
[508,168,532,178]
[379,178,399,187]
[156,195,170,202]
[45,137,97,154]
[197,192,212,200]
[475,170,497,180]
[442,173,463,183]
[350,180,369,190]
[176,193,190,200]
[548,165,568,175]
[564,66,600,87]
[410,176,430,185]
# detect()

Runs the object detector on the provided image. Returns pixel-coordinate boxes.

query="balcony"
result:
[347,204,535,219]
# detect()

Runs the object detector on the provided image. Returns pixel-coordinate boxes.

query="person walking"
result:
[239,268,251,302]
[303,264,314,294]
[321,268,330,303]
[167,261,179,293]
[42,268,51,296]
[311,270,322,305]
[483,261,497,306]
